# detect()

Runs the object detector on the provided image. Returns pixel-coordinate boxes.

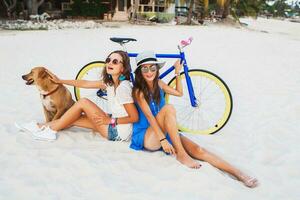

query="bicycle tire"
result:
[165,69,233,135]
[74,61,111,113]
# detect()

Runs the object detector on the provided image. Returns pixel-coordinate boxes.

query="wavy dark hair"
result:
[132,65,160,105]
[102,50,131,86]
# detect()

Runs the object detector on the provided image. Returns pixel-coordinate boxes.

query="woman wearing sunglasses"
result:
[130,51,258,188]
[18,50,138,142]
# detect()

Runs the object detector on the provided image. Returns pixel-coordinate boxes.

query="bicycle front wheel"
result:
[74,61,111,113]
[165,69,233,135]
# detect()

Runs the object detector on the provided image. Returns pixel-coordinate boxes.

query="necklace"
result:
[150,93,160,116]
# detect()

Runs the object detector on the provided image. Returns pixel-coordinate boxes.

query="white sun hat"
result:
[133,51,166,72]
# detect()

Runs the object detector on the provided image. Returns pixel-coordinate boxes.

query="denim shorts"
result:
[108,124,121,141]
[107,114,121,141]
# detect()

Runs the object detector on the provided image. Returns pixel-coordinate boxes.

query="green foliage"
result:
[271,0,292,16]
[231,0,267,17]
[230,0,296,17]
[295,2,300,15]
[157,13,175,23]
[260,0,298,17]
[68,0,109,18]
[139,12,175,23]
[204,0,297,18]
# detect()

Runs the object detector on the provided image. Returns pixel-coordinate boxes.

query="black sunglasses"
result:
[141,65,157,73]
[105,57,123,65]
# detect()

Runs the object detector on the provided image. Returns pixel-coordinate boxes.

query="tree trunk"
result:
[204,0,209,17]
[31,0,39,15]
[26,0,45,15]
[217,0,225,16]
[2,0,17,18]
[186,0,194,24]
[130,0,139,22]
[223,0,231,18]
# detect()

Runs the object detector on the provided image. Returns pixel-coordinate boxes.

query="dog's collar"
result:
[41,85,60,98]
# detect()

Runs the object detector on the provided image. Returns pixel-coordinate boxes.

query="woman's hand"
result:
[160,139,176,155]
[46,69,62,84]
[174,59,183,74]
[92,113,111,126]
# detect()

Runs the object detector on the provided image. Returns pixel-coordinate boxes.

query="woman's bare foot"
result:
[176,153,201,169]
[238,174,259,188]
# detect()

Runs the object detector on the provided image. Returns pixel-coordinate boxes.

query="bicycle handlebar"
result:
[110,36,192,53]
[179,37,193,49]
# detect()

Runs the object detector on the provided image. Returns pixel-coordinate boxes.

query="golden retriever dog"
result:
[22,67,74,122]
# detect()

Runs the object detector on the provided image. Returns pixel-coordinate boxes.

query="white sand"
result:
[0,18,299,199]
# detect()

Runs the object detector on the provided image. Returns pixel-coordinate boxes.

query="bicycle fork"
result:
[181,53,198,107]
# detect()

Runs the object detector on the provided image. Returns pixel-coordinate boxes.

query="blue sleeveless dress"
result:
[130,89,171,150]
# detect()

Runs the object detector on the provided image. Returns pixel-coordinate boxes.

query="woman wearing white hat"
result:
[130,51,258,188]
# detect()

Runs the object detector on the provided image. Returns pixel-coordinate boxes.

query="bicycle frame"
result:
[76,40,233,134]
[127,51,198,107]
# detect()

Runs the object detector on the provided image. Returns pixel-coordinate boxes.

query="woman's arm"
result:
[135,91,175,154]
[60,80,106,89]
[92,103,138,126]
[116,103,139,124]
[46,69,106,89]
[159,60,183,96]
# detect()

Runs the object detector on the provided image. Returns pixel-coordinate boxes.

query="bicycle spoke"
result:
[166,70,232,134]
[74,62,110,113]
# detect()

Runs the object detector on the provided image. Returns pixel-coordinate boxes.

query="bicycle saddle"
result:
[110,37,137,44]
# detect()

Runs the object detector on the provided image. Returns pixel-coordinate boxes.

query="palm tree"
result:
[186,0,209,24]
[223,0,231,17]
[216,0,233,18]
[232,0,267,17]
[195,0,209,19]
[186,0,194,24]
[204,0,209,15]
[217,0,226,16]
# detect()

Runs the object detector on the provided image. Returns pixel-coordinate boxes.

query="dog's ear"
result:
[38,70,48,79]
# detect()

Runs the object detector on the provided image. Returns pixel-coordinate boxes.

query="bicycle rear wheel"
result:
[165,69,233,135]
[74,61,111,113]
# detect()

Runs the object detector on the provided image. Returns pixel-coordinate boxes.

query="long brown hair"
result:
[102,50,131,86]
[133,65,161,105]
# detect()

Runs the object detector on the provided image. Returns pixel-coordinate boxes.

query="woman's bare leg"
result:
[180,135,258,187]
[41,115,96,130]
[39,98,108,138]
[71,116,96,130]
[144,105,200,168]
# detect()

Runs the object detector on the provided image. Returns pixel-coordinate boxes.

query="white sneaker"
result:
[15,120,41,132]
[32,126,57,141]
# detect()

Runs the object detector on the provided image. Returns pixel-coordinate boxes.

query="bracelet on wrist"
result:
[110,118,116,127]
[160,137,166,142]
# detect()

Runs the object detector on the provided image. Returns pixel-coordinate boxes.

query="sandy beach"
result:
[0,17,299,200]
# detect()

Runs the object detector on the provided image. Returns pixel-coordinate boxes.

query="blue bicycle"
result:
[74,37,233,135]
